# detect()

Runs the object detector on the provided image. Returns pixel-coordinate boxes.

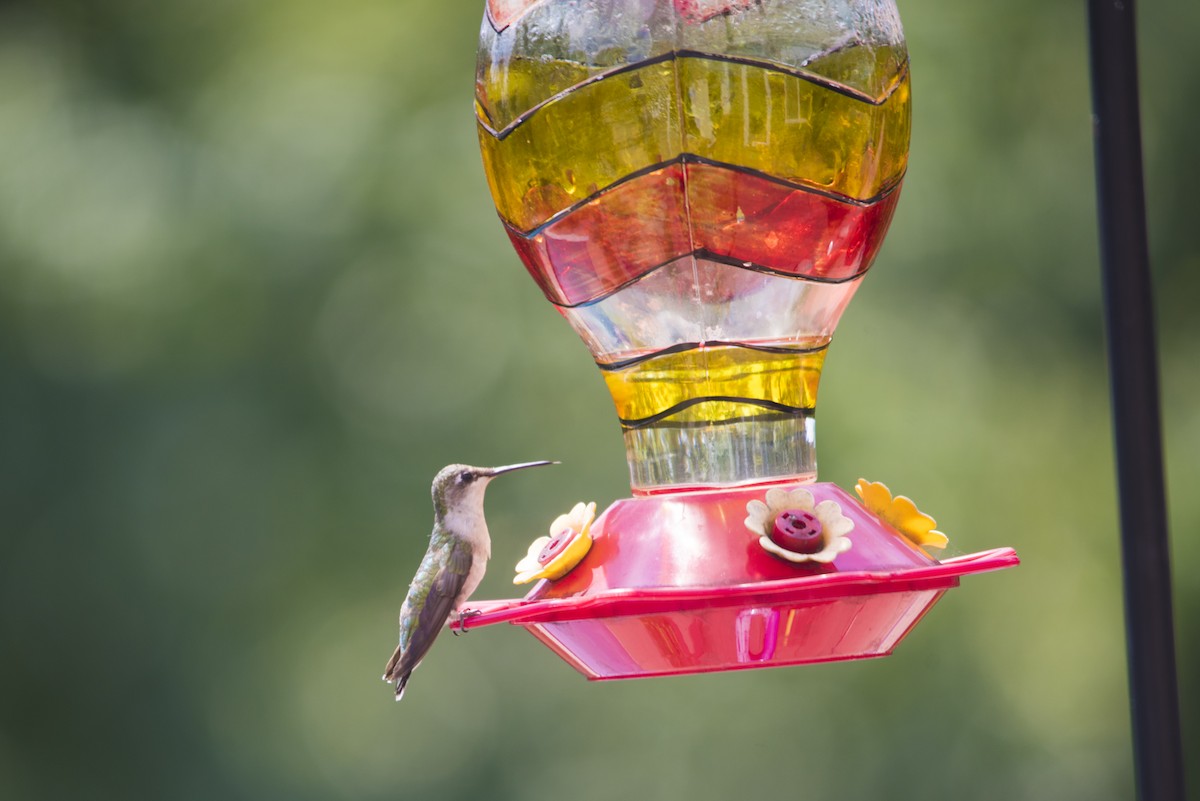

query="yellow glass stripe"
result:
[602,344,827,425]
[478,49,910,232]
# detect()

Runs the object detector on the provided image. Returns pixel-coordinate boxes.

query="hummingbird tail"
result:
[383,644,411,700]
[383,644,403,679]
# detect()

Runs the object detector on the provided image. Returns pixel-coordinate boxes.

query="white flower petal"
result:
[746,499,769,518]
[552,501,597,537]
[759,536,818,564]
[744,499,771,535]
[814,500,855,538]
[764,488,790,510]
[830,518,856,539]
[759,536,796,561]
[784,489,816,511]
[514,556,541,574]
[813,499,840,517]
[808,547,839,563]
[513,569,543,585]
[514,537,551,573]
[812,532,851,562]
[566,501,590,525]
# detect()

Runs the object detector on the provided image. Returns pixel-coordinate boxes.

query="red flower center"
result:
[537,530,575,565]
[770,509,824,554]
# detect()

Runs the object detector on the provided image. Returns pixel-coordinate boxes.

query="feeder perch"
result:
[462,0,1018,679]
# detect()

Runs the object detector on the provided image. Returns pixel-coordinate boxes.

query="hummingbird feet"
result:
[451,608,483,636]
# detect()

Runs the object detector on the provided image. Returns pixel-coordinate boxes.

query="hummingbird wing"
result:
[383,538,473,699]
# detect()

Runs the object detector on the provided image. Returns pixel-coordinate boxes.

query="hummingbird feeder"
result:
[456,0,1018,679]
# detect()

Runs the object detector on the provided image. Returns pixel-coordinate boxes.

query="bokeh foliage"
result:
[0,1,1196,799]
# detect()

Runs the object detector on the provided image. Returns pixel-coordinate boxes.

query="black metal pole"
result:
[1084,2,1186,800]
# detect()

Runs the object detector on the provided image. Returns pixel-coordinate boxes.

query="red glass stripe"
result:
[506,161,902,306]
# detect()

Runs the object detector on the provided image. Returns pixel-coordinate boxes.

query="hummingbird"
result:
[383,460,555,700]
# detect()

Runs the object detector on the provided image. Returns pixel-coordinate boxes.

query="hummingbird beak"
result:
[481,460,558,478]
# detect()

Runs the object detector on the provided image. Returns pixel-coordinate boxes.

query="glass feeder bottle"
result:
[477,0,911,492]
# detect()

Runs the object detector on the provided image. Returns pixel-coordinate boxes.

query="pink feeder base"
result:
[455,482,1017,679]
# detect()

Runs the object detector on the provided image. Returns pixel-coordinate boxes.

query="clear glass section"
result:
[479,0,906,130]
[624,414,818,490]
[560,259,862,360]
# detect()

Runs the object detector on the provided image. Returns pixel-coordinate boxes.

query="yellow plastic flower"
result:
[854,479,949,553]
[514,501,596,584]
[744,487,853,564]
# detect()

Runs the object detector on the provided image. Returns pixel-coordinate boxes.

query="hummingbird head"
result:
[431,461,556,522]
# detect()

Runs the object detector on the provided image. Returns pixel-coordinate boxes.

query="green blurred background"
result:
[1,1,1195,799]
